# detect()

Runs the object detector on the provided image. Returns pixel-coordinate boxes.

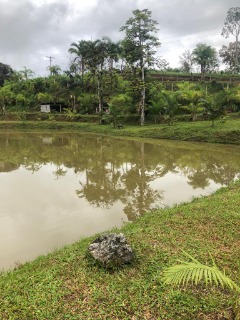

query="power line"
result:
[46,56,55,75]
[46,56,55,68]
[163,31,223,45]
[159,26,222,41]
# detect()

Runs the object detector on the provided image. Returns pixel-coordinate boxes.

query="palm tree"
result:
[163,251,240,319]
[102,36,120,70]
[0,85,13,114]
[101,37,121,94]
[222,87,240,112]
[47,65,61,76]
[177,89,203,121]
[19,66,35,80]
[83,38,114,113]
[86,39,106,113]
[158,91,179,125]
[69,39,106,112]
[199,92,227,127]
[163,251,240,290]
[69,40,89,86]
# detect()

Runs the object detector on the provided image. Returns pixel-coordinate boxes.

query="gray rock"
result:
[88,233,135,268]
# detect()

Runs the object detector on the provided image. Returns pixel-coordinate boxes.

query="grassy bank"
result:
[1,181,240,319]
[0,117,239,145]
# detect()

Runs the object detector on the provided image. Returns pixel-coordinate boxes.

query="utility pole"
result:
[46,56,55,75]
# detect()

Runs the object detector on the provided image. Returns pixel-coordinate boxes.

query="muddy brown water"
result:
[0,132,239,270]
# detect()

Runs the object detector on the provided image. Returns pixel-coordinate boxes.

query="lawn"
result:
[0,116,239,145]
[1,180,240,319]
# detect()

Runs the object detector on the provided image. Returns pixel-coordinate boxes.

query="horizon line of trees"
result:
[0,7,239,125]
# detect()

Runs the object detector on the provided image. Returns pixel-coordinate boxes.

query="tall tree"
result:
[68,40,89,85]
[179,50,194,73]
[0,84,13,114]
[70,38,118,112]
[19,66,35,81]
[222,7,240,73]
[69,39,105,111]
[155,56,169,71]
[102,37,121,94]
[120,9,160,125]
[219,42,240,72]
[192,43,218,78]
[47,65,61,76]
[102,37,121,71]
[0,62,13,87]
[87,38,110,113]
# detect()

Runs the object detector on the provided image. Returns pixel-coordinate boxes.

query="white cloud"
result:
[0,0,239,75]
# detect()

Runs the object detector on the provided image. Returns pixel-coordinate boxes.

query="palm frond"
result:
[163,252,240,293]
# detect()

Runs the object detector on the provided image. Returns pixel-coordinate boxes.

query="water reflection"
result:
[0,133,239,270]
[75,141,164,219]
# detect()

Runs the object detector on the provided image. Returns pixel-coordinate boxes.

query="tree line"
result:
[0,7,239,125]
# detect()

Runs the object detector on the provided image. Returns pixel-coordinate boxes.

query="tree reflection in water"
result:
[0,133,239,220]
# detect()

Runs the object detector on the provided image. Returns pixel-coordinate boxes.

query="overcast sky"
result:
[0,0,239,76]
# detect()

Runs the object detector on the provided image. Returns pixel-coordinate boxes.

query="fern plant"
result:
[163,251,240,318]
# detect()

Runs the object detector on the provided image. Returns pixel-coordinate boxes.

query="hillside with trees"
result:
[0,7,239,126]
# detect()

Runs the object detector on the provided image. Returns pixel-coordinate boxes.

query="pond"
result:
[0,132,240,270]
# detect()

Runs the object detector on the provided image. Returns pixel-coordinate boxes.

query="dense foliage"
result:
[0,8,240,125]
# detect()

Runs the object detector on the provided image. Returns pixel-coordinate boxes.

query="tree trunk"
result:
[97,71,102,113]
[81,60,84,89]
[201,65,205,79]
[140,65,145,126]
[192,113,197,121]
[234,38,239,74]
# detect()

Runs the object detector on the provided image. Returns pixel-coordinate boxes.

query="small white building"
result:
[40,104,51,113]
[40,103,67,113]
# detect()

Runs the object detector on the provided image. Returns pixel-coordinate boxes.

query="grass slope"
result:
[0,118,239,145]
[1,181,240,319]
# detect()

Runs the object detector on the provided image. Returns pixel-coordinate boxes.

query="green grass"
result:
[0,117,239,145]
[1,181,240,319]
